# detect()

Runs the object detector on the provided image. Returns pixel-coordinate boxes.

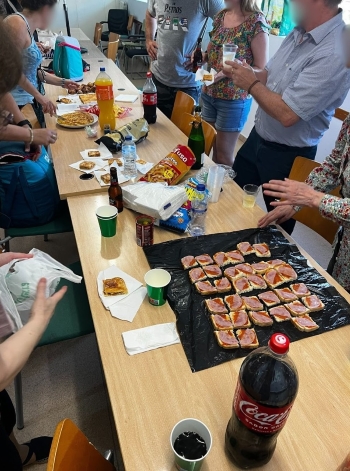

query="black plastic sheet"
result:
[144,227,350,372]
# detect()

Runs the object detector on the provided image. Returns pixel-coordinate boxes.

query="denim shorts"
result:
[201,92,252,132]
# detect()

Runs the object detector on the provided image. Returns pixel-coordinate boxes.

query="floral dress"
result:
[203,10,269,101]
[305,114,350,291]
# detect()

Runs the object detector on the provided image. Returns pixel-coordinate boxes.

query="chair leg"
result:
[44,234,49,242]
[14,373,24,430]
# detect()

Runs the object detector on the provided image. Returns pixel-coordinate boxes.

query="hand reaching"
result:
[37,95,56,116]
[258,206,297,228]
[30,278,67,325]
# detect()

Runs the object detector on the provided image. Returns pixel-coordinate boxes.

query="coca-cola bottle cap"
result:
[268,333,290,354]
[147,71,152,78]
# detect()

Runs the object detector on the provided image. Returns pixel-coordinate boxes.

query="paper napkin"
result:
[94,170,130,186]
[110,286,147,322]
[195,68,217,86]
[69,160,105,174]
[97,265,143,309]
[136,159,154,175]
[80,144,112,161]
[122,322,180,355]
[115,94,139,103]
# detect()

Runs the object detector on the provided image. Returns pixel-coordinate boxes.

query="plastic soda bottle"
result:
[95,67,115,131]
[122,135,137,179]
[188,184,208,236]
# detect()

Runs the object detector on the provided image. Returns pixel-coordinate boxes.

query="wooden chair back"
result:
[171,91,196,130]
[179,112,217,156]
[289,157,341,244]
[107,34,120,62]
[93,22,102,47]
[127,15,134,33]
[47,418,115,471]
[334,108,349,122]
[21,104,41,129]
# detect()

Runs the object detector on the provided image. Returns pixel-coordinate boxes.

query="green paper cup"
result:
[144,268,171,306]
[96,206,118,238]
[170,418,212,471]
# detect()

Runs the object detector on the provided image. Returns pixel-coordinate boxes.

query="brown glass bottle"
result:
[193,37,203,73]
[109,167,123,213]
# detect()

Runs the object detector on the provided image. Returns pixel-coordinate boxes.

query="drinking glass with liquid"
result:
[223,44,238,71]
[243,184,259,208]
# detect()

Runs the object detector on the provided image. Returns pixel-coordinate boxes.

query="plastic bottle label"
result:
[96,85,113,101]
[233,382,295,434]
[143,92,157,105]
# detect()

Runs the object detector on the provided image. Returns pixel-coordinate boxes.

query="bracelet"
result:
[28,127,34,145]
[248,79,260,95]
[17,119,32,128]
[61,78,66,88]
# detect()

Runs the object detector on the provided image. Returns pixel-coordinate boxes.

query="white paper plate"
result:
[58,94,81,105]
[57,112,98,129]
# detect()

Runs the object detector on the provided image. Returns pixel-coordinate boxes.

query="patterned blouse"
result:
[305,114,350,291]
[203,10,269,101]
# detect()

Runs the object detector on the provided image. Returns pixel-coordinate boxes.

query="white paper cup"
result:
[170,418,212,471]
[207,166,226,203]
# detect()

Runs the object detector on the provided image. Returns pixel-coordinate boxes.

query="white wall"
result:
[241,34,348,164]
[49,0,120,41]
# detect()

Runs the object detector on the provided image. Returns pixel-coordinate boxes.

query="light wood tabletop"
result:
[44,54,187,200]
[67,180,350,471]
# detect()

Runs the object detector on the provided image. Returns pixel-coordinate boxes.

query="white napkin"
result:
[115,94,139,103]
[110,286,147,322]
[195,68,217,86]
[122,322,180,355]
[136,160,154,175]
[80,144,112,161]
[97,265,143,309]
[57,103,79,113]
[69,160,105,174]
[94,170,130,186]
[58,94,81,104]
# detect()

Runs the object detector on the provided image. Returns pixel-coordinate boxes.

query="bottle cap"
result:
[147,71,152,78]
[194,105,202,113]
[100,67,105,71]
[269,333,290,354]
[196,184,205,192]
[125,135,132,141]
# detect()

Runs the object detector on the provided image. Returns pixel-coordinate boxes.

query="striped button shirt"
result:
[255,10,350,148]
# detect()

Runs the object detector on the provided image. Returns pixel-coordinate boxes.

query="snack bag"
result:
[0,249,82,323]
[140,145,195,185]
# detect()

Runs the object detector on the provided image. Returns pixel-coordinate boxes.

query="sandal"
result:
[22,436,53,466]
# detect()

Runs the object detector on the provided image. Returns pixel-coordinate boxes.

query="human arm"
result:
[145,9,158,60]
[0,278,67,391]
[18,73,57,116]
[38,69,79,92]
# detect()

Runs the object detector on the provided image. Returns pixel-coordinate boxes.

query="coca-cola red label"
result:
[143,92,157,105]
[233,381,294,434]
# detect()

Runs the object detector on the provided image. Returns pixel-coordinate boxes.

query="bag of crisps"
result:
[139,145,195,185]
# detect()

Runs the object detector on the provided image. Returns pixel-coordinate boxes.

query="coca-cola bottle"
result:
[142,71,157,124]
[225,333,299,469]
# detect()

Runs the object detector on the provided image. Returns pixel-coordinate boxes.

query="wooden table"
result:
[47,29,350,470]
[67,182,350,471]
[44,56,187,200]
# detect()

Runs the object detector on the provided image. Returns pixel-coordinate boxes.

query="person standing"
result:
[201,0,268,165]
[146,0,225,118]
[224,0,350,234]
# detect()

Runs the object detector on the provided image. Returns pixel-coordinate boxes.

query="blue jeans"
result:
[201,92,252,132]
[152,75,200,119]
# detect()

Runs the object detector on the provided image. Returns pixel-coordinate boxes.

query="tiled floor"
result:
[3,57,332,470]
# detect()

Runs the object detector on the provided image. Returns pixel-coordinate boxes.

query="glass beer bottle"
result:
[109,167,123,213]
[188,106,205,170]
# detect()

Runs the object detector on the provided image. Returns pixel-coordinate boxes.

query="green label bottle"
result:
[188,106,205,170]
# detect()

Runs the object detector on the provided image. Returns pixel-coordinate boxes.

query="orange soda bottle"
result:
[95,67,115,130]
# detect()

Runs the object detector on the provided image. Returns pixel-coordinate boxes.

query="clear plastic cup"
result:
[207,166,226,203]
[223,44,238,71]
[243,184,259,208]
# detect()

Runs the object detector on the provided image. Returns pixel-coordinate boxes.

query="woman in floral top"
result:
[259,114,350,291]
[201,0,269,165]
